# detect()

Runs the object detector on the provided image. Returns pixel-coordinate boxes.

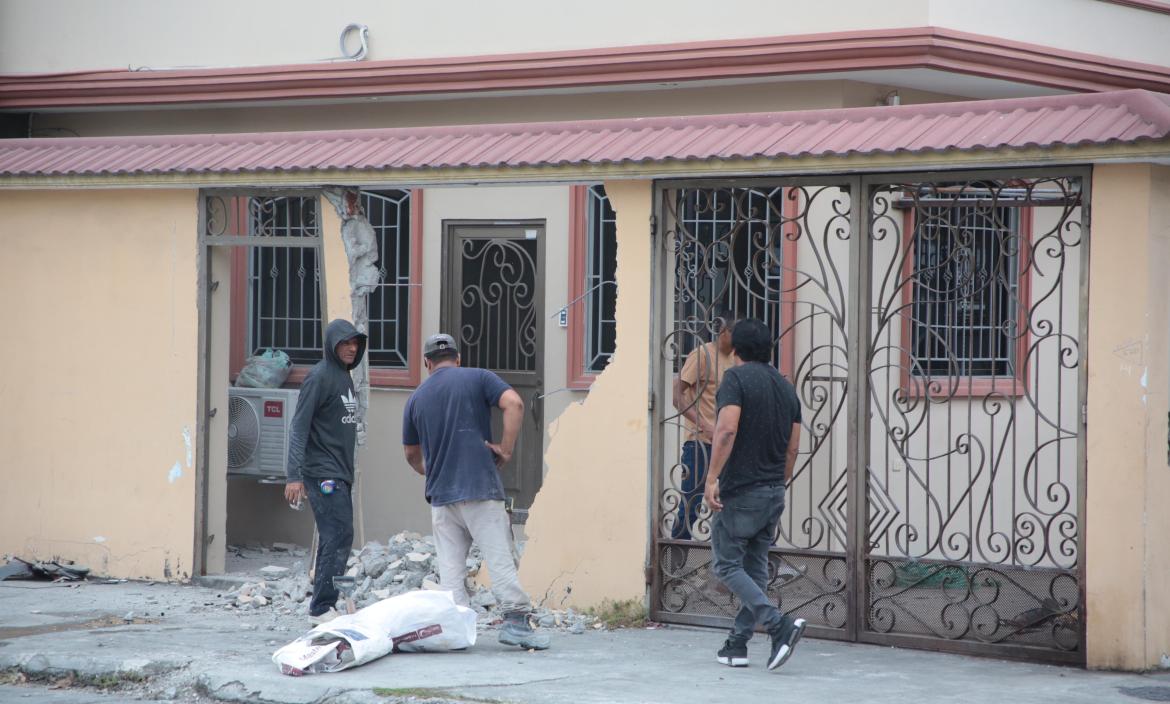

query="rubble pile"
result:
[221,531,595,633]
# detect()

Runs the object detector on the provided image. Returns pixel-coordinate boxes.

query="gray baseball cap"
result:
[423,333,458,357]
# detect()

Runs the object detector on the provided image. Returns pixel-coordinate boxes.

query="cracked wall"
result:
[519,180,652,608]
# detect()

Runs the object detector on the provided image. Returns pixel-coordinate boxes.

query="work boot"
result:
[498,611,551,650]
[767,617,807,671]
[716,634,749,667]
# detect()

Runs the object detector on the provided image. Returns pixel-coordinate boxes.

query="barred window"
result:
[675,187,788,368]
[246,196,322,366]
[910,202,1021,378]
[585,185,618,373]
[362,189,413,369]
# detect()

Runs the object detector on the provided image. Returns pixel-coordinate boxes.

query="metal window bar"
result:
[247,196,323,366]
[675,187,787,369]
[585,185,618,372]
[362,190,412,369]
[910,197,1019,378]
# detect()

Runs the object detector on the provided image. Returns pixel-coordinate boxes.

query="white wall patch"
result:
[183,426,193,468]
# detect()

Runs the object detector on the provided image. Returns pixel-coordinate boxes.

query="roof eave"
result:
[2,141,1166,190]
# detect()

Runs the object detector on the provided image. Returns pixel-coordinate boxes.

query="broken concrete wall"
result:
[519,180,652,608]
[0,189,200,580]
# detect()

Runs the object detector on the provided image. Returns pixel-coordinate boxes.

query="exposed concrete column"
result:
[1085,164,1170,670]
[317,199,354,333]
[519,180,653,608]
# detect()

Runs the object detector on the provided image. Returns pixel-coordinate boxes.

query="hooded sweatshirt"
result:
[286,319,368,483]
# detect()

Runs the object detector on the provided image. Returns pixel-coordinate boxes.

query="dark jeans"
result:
[711,483,794,640]
[674,440,710,540]
[305,478,354,617]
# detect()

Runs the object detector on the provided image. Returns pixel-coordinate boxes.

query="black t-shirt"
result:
[715,361,802,498]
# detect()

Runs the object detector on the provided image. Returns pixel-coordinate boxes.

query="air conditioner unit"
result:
[227,387,299,478]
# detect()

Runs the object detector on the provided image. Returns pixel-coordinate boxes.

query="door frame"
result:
[439,219,547,522]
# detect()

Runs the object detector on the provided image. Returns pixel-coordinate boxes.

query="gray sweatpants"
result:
[431,499,532,614]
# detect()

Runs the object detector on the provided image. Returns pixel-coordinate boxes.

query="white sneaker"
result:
[309,608,341,626]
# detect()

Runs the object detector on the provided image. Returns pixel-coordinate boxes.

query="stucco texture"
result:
[519,180,652,609]
[0,189,199,580]
[1085,164,1170,670]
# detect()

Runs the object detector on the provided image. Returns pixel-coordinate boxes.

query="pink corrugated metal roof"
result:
[3,90,1170,178]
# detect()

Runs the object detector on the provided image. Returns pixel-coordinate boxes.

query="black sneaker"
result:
[767,618,807,671]
[716,636,749,667]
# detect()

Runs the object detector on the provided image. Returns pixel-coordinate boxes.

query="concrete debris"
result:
[218,531,596,633]
[259,565,290,577]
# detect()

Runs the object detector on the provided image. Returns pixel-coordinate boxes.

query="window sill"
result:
[901,377,1026,400]
[369,367,420,389]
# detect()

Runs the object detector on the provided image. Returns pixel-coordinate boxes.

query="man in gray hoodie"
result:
[284,319,368,622]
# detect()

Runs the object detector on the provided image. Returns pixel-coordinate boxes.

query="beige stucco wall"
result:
[0,0,930,73]
[1085,164,1170,670]
[4,0,1167,74]
[520,180,652,608]
[0,189,199,580]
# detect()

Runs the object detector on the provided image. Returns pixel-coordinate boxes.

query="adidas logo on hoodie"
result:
[340,390,359,425]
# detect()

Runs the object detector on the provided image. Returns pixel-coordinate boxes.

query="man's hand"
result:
[485,441,512,468]
[284,481,306,505]
[698,415,716,438]
[704,480,723,513]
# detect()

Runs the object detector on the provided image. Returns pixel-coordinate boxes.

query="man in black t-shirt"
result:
[703,318,806,671]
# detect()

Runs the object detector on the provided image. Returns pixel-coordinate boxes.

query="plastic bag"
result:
[236,349,293,388]
[272,590,477,676]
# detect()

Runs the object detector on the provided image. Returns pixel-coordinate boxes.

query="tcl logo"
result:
[264,401,284,418]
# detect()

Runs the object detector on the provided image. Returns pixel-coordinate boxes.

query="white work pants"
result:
[431,499,531,614]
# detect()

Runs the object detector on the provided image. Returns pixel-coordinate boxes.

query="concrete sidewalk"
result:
[0,580,1166,704]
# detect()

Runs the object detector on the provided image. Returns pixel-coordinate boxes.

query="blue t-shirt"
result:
[402,366,511,506]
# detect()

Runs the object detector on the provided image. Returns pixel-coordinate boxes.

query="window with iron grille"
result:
[247,196,322,366]
[910,202,1021,378]
[585,185,618,373]
[362,189,413,369]
[674,187,788,370]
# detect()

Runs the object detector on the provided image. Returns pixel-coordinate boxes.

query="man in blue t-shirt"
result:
[402,333,550,650]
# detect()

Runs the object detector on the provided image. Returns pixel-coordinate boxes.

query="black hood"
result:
[324,319,368,371]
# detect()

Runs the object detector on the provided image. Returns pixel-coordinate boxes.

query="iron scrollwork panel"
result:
[865,177,1084,654]
[655,184,852,631]
[457,237,538,373]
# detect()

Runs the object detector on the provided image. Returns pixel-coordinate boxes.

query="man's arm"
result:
[485,389,524,467]
[403,444,425,476]
[703,404,741,513]
[672,377,713,436]
[283,373,321,504]
[673,350,714,436]
[785,423,801,484]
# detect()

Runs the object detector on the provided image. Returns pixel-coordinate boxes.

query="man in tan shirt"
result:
[671,306,738,540]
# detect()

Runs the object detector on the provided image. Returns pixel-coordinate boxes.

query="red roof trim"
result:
[4,27,1170,109]
[1097,0,1170,16]
[2,90,1168,177]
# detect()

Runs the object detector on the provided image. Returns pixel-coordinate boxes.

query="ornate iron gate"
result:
[650,171,1088,663]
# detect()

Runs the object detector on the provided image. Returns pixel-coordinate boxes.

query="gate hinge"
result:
[649,213,658,240]
[644,564,656,586]
[209,279,220,293]
[1081,403,1088,427]
[648,391,655,412]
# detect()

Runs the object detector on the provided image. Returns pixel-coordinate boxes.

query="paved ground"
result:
[1,580,1168,704]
